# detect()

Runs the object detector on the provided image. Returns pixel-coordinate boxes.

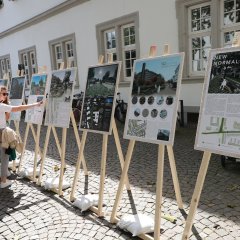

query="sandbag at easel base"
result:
[8,159,20,168]
[43,176,70,190]
[72,194,99,212]
[18,167,40,178]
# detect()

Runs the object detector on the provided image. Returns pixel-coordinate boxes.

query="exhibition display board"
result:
[0,79,8,87]
[182,44,240,239]
[70,57,131,217]
[110,46,184,240]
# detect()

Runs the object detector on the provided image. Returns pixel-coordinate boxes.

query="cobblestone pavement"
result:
[0,121,240,240]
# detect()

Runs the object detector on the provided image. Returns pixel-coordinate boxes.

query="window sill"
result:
[182,76,204,84]
[119,81,131,87]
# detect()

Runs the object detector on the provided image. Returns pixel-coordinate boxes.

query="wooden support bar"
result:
[167,145,183,209]
[182,151,211,240]
[52,126,62,157]
[110,140,135,223]
[70,131,87,201]
[58,128,67,196]
[112,119,130,190]
[154,145,165,240]
[32,124,41,182]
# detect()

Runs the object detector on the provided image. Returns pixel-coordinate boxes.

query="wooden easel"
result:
[110,45,183,240]
[17,67,47,182]
[69,54,131,217]
[37,62,88,196]
[182,33,240,240]
[9,70,25,171]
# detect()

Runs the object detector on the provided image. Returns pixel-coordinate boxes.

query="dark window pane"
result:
[126,68,131,77]
[126,60,131,68]
[192,49,200,61]
[124,37,129,46]
[112,40,116,48]
[113,53,117,61]
[202,36,211,47]
[237,10,240,22]
[224,12,235,25]
[192,38,201,48]
[124,28,129,37]
[191,8,200,20]
[130,35,135,44]
[131,59,135,67]
[237,0,240,9]
[201,5,210,17]
[130,26,135,35]
[131,50,136,59]
[201,18,211,30]
[224,0,234,12]
[125,51,130,59]
[192,20,200,31]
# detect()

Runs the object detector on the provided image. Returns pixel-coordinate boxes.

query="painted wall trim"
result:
[0,0,89,39]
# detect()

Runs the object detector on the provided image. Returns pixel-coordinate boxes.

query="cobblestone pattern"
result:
[0,122,239,239]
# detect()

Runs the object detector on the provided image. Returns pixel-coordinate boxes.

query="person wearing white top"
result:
[0,86,43,188]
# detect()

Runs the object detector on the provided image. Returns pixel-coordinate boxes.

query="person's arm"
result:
[11,101,43,112]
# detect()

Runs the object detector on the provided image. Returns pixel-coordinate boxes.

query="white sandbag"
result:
[18,167,40,178]
[117,213,154,237]
[8,159,20,168]
[72,194,99,212]
[44,176,70,190]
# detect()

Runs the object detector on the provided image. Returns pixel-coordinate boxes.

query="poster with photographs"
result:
[124,53,184,145]
[195,47,240,158]
[25,73,48,124]
[44,68,76,128]
[0,79,8,87]
[80,62,121,134]
[9,76,26,121]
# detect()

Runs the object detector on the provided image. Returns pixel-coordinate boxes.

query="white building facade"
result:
[0,0,239,123]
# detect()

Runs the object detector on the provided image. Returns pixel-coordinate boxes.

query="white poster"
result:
[44,68,77,128]
[124,53,185,145]
[25,73,48,124]
[195,47,240,158]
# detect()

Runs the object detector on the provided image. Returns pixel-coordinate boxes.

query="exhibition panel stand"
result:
[182,34,240,239]
[70,54,130,217]
[17,67,47,182]
[37,63,88,196]
[110,45,184,240]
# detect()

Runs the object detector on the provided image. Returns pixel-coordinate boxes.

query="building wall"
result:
[0,0,201,109]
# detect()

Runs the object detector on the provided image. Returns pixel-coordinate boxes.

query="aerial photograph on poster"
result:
[9,76,25,100]
[80,62,121,134]
[124,53,184,145]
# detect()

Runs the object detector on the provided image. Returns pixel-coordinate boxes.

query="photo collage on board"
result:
[124,54,184,145]
[44,68,76,128]
[80,63,121,134]
[25,74,48,125]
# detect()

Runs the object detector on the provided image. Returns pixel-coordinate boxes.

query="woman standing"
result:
[0,86,43,188]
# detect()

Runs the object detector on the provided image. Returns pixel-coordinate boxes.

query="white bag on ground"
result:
[8,159,20,168]
[18,167,40,178]
[44,176,70,190]
[72,194,99,212]
[117,213,154,237]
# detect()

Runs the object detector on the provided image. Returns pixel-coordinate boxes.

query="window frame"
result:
[0,54,11,79]
[18,46,37,87]
[49,33,79,86]
[96,12,140,87]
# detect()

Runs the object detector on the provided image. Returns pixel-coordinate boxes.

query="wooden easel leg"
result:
[182,151,211,240]
[167,145,183,209]
[70,111,88,175]
[13,120,21,171]
[30,124,43,157]
[110,140,135,223]
[98,134,108,216]
[58,128,67,196]
[52,127,62,157]
[32,124,41,182]
[154,145,165,240]
[112,120,131,190]
[37,126,51,185]
[18,123,30,173]
[70,131,87,202]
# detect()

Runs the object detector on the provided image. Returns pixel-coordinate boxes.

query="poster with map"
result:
[25,73,48,124]
[44,68,76,128]
[195,47,240,158]
[0,79,8,87]
[124,53,184,145]
[9,76,26,121]
[80,62,121,134]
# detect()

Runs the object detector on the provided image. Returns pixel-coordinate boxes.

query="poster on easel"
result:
[25,73,47,124]
[80,62,121,134]
[9,76,26,121]
[0,79,8,87]
[124,53,184,145]
[195,47,240,158]
[44,68,76,128]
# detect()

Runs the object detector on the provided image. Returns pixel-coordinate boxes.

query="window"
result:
[0,54,11,79]
[49,33,78,86]
[177,0,240,80]
[18,46,37,86]
[96,12,140,86]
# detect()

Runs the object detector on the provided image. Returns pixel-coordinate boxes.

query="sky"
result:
[134,55,181,81]
[93,64,118,79]
[32,74,47,85]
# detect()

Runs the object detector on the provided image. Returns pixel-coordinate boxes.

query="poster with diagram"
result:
[44,68,76,128]
[25,73,48,125]
[195,47,240,158]
[80,62,121,134]
[124,53,184,145]
[9,76,26,121]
